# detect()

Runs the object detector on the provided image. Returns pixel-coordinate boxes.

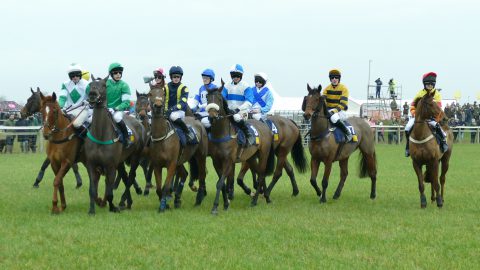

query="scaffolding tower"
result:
[363,82,403,121]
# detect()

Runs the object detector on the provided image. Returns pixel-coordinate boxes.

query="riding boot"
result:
[174,119,195,144]
[435,123,448,153]
[237,120,255,146]
[117,120,133,149]
[335,120,353,142]
[74,125,87,139]
[405,130,410,157]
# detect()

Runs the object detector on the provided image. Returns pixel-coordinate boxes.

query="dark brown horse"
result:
[84,77,146,215]
[409,92,453,208]
[39,92,83,213]
[206,80,275,214]
[303,84,377,203]
[147,82,208,211]
[235,115,307,198]
[22,87,82,188]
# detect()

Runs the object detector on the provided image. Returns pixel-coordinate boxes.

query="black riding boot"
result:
[174,119,195,143]
[237,120,255,146]
[74,125,87,139]
[435,123,448,153]
[335,120,353,142]
[405,130,410,157]
[117,120,133,149]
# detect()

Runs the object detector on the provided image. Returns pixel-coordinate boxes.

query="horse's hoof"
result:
[143,190,150,196]
[88,211,95,216]
[110,207,120,213]
[33,184,39,189]
[333,193,340,200]
[316,191,322,197]
[266,197,272,204]
[224,203,229,211]
[135,187,142,195]
[61,205,67,211]
[320,197,327,203]
[292,189,299,197]
[249,192,255,198]
[174,201,182,209]
[228,192,234,201]
[244,188,252,196]
[211,208,218,215]
[250,200,258,207]
[76,183,82,189]
[370,193,376,199]
[51,209,61,215]
[421,204,427,209]
[436,197,443,208]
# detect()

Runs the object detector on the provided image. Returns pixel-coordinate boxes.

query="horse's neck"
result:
[91,108,114,139]
[151,114,171,138]
[211,117,234,138]
[310,115,329,136]
[412,116,431,137]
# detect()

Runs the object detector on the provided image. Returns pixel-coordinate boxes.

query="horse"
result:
[303,84,377,203]
[234,115,307,199]
[147,82,208,212]
[84,76,146,215]
[206,80,275,214]
[39,92,83,213]
[21,87,82,188]
[409,92,453,208]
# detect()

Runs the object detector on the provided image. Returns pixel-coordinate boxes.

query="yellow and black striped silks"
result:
[322,83,349,113]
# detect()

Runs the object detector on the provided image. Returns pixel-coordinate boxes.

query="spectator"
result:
[470,119,478,143]
[4,114,16,153]
[388,78,396,98]
[375,78,382,99]
[402,101,409,120]
[15,115,30,153]
[28,114,40,153]
[377,121,385,142]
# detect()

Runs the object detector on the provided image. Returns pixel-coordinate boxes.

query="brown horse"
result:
[206,80,275,214]
[234,115,307,198]
[303,84,377,203]
[148,82,208,211]
[409,91,453,208]
[22,87,83,188]
[84,77,146,215]
[39,92,83,213]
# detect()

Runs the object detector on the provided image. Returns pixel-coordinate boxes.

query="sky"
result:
[1,0,479,105]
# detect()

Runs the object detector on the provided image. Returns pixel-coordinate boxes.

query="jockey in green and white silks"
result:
[59,63,90,129]
[250,72,274,121]
[85,62,133,148]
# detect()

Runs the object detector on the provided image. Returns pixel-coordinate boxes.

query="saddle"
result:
[332,121,357,143]
[172,122,199,146]
[235,123,259,146]
[264,119,279,142]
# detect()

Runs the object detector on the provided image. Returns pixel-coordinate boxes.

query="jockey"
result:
[166,66,196,143]
[250,72,274,122]
[222,64,255,145]
[189,68,217,129]
[86,62,133,148]
[404,72,448,157]
[58,63,89,135]
[323,69,353,141]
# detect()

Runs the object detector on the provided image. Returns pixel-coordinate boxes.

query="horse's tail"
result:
[291,132,307,173]
[265,143,276,176]
[189,157,199,182]
[358,151,377,178]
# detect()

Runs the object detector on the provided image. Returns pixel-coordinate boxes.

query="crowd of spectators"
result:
[0,112,42,153]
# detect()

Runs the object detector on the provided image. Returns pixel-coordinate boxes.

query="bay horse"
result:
[39,92,83,213]
[234,115,307,199]
[147,82,208,212]
[303,84,377,203]
[206,80,275,214]
[84,77,145,215]
[22,87,82,188]
[409,91,453,208]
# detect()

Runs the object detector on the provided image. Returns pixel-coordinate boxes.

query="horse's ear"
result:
[91,74,96,81]
[52,92,57,102]
[103,75,109,81]
[307,83,312,92]
[30,87,34,94]
[36,87,41,93]
[221,78,225,86]
[317,84,322,92]
[136,90,140,97]
[39,91,45,100]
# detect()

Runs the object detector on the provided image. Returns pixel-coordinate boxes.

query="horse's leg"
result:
[227,168,235,201]
[174,165,187,208]
[222,176,230,210]
[430,161,442,208]
[412,160,427,208]
[439,154,450,204]
[159,163,176,212]
[333,158,349,200]
[194,155,207,206]
[236,162,253,197]
[71,163,82,189]
[117,164,129,209]
[211,161,229,215]
[113,168,122,190]
[265,149,288,199]
[105,167,119,213]
[309,158,322,197]
[320,162,333,203]
[366,153,377,200]
[126,159,141,209]
[153,165,163,209]
[57,161,72,211]
[50,161,61,214]
[284,160,299,196]
[33,158,50,188]
[86,165,100,215]
[144,163,154,196]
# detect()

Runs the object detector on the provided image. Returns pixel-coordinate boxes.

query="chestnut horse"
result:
[22,87,82,188]
[206,80,275,214]
[147,82,208,211]
[39,92,83,213]
[234,115,307,199]
[409,91,453,208]
[84,77,146,215]
[303,84,377,203]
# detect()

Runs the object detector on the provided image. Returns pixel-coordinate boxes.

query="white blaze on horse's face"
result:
[45,106,50,116]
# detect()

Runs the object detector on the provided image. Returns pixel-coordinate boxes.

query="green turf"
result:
[0,144,479,269]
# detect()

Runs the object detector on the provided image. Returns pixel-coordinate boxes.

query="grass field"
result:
[1,144,479,269]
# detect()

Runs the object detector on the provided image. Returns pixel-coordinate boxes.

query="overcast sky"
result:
[1,0,479,104]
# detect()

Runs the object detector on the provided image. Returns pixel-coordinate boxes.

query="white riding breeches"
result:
[113,111,124,123]
[201,117,211,128]
[329,110,347,124]
[405,117,415,132]
[71,105,90,128]
[169,110,185,121]
[251,113,267,121]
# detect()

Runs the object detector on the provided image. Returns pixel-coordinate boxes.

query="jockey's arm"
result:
[58,83,68,108]
[237,87,254,112]
[115,84,131,111]
[260,91,274,114]
[177,86,189,111]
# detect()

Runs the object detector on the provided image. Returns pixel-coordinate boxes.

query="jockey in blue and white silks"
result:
[59,63,90,129]
[189,68,217,128]
[250,72,274,121]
